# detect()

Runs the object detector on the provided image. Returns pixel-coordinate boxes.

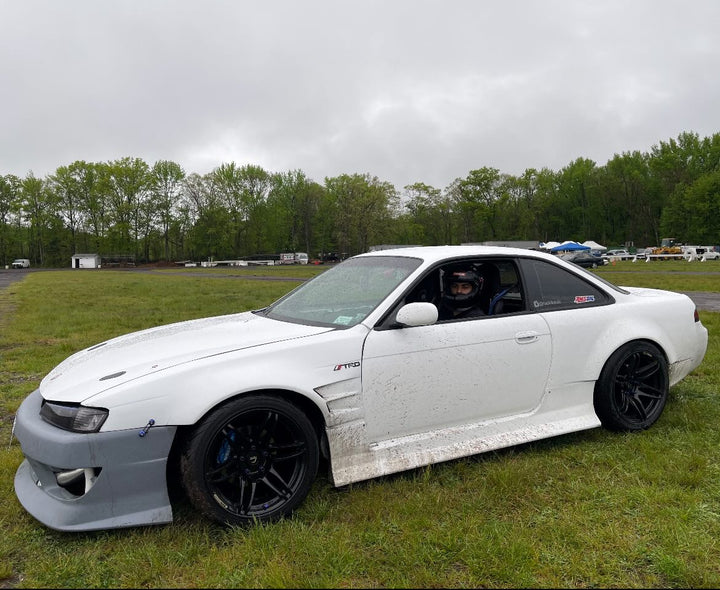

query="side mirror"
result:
[394,302,439,327]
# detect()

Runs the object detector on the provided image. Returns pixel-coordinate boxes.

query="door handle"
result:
[515,331,539,344]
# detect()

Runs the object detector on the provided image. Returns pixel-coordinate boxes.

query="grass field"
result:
[1,262,719,588]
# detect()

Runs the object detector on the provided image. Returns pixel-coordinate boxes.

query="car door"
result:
[360,265,552,444]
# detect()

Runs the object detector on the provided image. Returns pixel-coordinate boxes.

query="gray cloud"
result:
[2,0,719,190]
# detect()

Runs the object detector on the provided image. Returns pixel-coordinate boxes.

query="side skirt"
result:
[326,395,601,487]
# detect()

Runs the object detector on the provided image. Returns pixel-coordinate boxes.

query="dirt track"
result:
[680,291,720,312]
[0,268,32,290]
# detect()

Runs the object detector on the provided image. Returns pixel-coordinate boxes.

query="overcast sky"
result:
[1,0,719,190]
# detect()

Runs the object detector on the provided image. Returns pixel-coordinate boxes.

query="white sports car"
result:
[13,246,708,531]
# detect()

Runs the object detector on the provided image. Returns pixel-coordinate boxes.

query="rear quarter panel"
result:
[541,289,705,391]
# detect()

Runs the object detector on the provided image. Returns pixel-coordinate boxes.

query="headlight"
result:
[40,400,109,433]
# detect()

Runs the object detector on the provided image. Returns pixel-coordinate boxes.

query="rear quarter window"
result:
[520,258,611,312]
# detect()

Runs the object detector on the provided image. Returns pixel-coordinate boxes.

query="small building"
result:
[71,253,101,269]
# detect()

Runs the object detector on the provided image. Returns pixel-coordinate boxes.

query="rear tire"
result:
[594,341,669,431]
[180,395,319,526]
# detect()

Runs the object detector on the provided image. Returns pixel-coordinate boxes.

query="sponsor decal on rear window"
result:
[574,295,596,304]
[533,299,561,308]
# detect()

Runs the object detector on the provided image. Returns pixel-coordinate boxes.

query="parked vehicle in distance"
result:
[682,246,720,261]
[602,249,634,260]
[702,247,720,260]
[560,252,608,268]
[13,245,708,532]
[650,238,683,258]
[278,252,309,265]
[320,252,344,263]
[11,258,30,268]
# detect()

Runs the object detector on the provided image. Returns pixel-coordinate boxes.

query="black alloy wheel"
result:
[594,341,669,431]
[180,395,319,526]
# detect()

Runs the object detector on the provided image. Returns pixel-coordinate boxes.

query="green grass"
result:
[594,258,720,291]
[150,264,328,279]
[1,267,720,588]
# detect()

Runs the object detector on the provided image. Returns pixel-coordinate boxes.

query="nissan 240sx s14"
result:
[13,246,707,531]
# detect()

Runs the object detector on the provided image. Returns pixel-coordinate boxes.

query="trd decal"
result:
[334,361,361,371]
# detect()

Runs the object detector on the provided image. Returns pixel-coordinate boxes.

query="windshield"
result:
[263,255,422,327]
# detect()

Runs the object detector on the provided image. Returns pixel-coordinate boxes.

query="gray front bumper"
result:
[14,389,177,532]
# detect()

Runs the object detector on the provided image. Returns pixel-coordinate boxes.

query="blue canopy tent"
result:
[550,241,591,253]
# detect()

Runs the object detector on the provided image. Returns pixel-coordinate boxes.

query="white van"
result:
[295,252,309,265]
[11,258,30,269]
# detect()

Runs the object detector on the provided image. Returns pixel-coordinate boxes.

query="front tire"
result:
[180,395,319,526]
[594,341,669,431]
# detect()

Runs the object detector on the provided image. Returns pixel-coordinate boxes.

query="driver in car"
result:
[438,266,486,320]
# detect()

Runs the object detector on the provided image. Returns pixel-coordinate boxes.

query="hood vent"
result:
[99,371,126,381]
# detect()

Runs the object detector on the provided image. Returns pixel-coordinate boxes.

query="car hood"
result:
[39,312,334,403]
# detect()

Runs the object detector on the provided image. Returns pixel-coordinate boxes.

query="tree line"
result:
[1,130,719,267]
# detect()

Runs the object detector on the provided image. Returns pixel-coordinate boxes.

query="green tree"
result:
[182,172,232,260]
[0,174,22,265]
[76,162,107,253]
[495,173,536,241]
[150,160,186,260]
[599,151,660,247]
[507,168,547,240]
[47,161,103,256]
[324,173,396,255]
[20,173,57,265]
[529,167,563,243]
[211,163,271,256]
[661,170,720,244]
[401,182,454,245]
[101,157,151,257]
[267,170,322,254]
[554,158,598,242]
[48,165,83,254]
[454,167,503,242]
[650,131,705,193]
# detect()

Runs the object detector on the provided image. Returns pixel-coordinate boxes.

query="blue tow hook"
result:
[139,418,156,437]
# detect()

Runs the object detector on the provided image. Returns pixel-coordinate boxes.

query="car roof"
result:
[354,245,553,264]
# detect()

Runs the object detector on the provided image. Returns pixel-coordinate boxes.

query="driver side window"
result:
[404,259,525,322]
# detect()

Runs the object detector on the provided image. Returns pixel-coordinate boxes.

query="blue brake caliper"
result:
[216,430,235,464]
